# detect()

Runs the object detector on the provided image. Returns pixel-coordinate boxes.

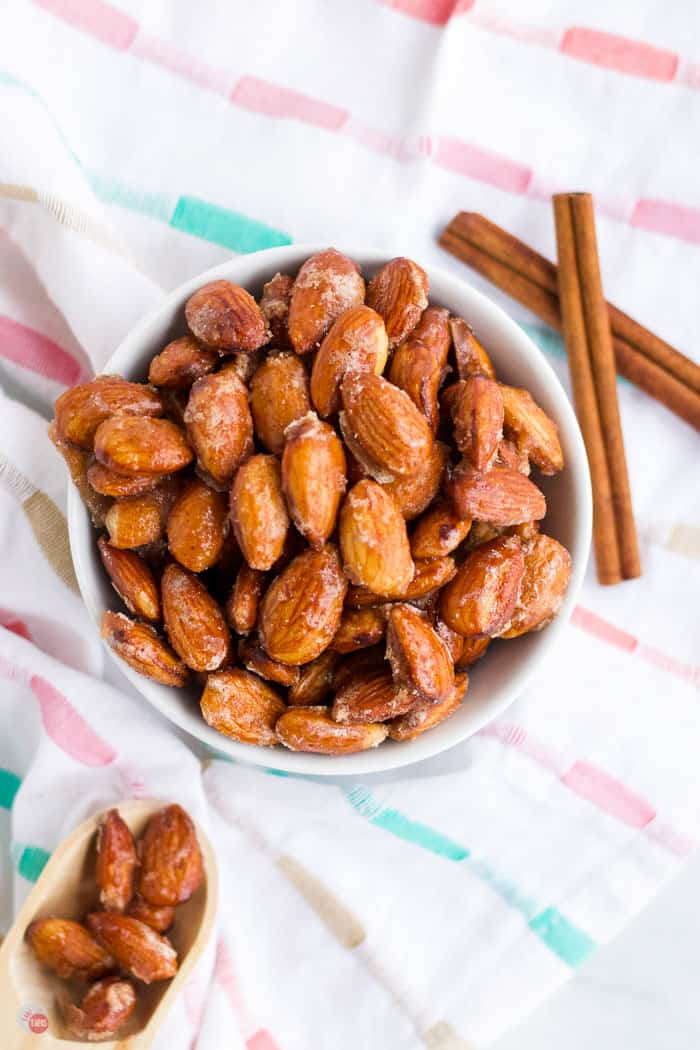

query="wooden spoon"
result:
[0,798,218,1048]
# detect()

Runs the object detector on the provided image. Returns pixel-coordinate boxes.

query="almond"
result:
[288,248,365,355]
[496,437,530,475]
[258,545,347,665]
[388,339,442,432]
[507,519,540,541]
[161,386,189,427]
[201,668,286,746]
[501,534,571,638]
[431,609,465,663]
[54,376,163,449]
[250,351,311,454]
[185,279,269,352]
[331,668,416,724]
[454,635,491,669]
[96,808,137,912]
[388,672,468,741]
[101,611,189,686]
[330,606,387,653]
[448,464,546,526]
[366,257,428,348]
[440,535,525,637]
[98,538,161,621]
[87,912,177,983]
[451,375,504,471]
[64,977,136,1040]
[94,417,193,476]
[276,706,388,753]
[344,555,456,606]
[310,305,388,417]
[259,272,293,350]
[161,563,230,671]
[138,803,204,907]
[381,439,448,520]
[26,919,114,980]
[449,317,495,379]
[409,305,452,368]
[339,480,414,597]
[49,422,112,526]
[386,603,454,702]
[281,413,346,549]
[148,336,218,389]
[500,385,564,475]
[288,650,339,706]
[331,646,387,692]
[104,480,179,549]
[125,896,174,933]
[410,500,472,559]
[88,461,165,498]
[184,370,253,488]
[226,563,265,634]
[230,454,289,571]
[340,372,433,480]
[167,477,229,573]
[239,636,300,687]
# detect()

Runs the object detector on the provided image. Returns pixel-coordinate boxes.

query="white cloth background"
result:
[0,1,699,1046]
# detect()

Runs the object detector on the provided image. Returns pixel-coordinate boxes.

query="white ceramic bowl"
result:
[68,245,591,776]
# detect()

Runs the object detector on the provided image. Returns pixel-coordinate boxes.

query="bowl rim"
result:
[68,244,592,777]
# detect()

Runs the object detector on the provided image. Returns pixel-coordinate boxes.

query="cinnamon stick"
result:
[554,193,641,583]
[439,214,700,430]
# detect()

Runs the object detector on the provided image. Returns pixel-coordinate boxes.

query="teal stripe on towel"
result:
[529,908,596,966]
[12,843,51,883]
[170,196,292,252]
[0,768,21,809]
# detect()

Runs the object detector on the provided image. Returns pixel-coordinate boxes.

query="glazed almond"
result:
[259,272,293,350]
[500,384,564,475]
[455,635,491,669]
[339,480,414,598]
[448,464,546,526]
[167,477,228,573]
[310,304,388,417]
[184,370,253,488]
[161,563,230,672]
[250,351,311,454]
[345,556,456,606]
[148,336,218,389]
[331,668,416,724]
[26,919,114,980]
[276,706,388,753]
[440,535,525,637]
[501,534,572,637]
[54,376,163,449]
[87,912,177,984]
[88,461,164,498]
[410,500,472,560]
[388,339,442,432]
[288,248,365,355]
[340,372,433,480]
[330,606,387,653]
[282,413,346,549]
[288,650,339,706]
[450,317,495,379]
[97,537,161,621]
[125,896,174,933]
[258,545,347,665]
[389,672,468,741]
[452,375,504,471]
[64,977,136,1040]
[231,454,290,571]
[201,668,286,746]
[96,808,137,913]
[239,636,300,687]
[49,422,111,526]
[409,305,451,368]
[101,611,189,686]
[386,603,455,702]
[366,257,428,348]
[226,563,266,634]
[104,480,179,549]
[185,279,269,352]
[94,417,193,476]
[138,803,204,907]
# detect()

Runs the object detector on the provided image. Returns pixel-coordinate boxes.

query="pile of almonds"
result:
[26,804,203,1039]
[51,249,572,756]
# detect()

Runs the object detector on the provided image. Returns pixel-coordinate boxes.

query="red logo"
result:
[29,1012,49,1034]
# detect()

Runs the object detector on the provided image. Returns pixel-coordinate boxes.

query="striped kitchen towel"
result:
[0,1,699,1046]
